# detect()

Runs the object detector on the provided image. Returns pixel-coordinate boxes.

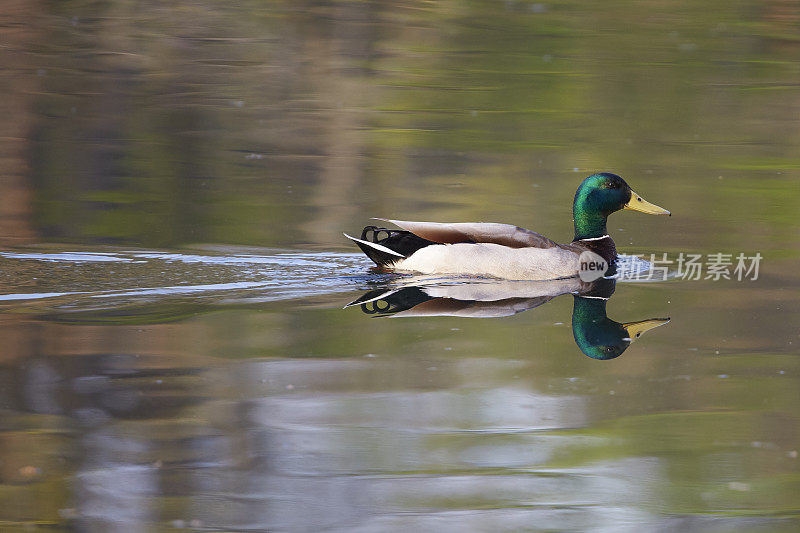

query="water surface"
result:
[1,1,799,531]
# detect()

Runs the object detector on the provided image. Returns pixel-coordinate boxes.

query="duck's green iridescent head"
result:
[573,173,670,241]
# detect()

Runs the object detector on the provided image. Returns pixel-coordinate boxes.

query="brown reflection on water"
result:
[0,316,212,529]
[0,0,41,246]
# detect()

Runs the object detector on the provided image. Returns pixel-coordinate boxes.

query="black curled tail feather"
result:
[353,226,440,266]
[348,287,434,316]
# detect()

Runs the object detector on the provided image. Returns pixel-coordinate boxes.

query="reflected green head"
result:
[571,296,631,360]
[572,295,670,360]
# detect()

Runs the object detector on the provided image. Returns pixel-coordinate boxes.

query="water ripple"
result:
[0,247,373,312]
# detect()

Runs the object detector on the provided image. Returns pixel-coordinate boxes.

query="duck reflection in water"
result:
[347,276,669,360]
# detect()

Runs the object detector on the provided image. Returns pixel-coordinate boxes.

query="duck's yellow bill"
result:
[624,190,671,215]
[622,318,671,342]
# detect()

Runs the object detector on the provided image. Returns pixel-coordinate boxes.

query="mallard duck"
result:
[345,173,669,280]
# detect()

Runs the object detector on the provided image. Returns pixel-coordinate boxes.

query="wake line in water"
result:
[0,250,363,266]
[0,248,380,312]
[0,281,273,303]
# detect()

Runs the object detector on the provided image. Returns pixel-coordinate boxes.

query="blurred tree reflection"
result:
[4,0,798,253]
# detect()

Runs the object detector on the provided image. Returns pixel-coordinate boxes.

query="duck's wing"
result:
[377,219,559,249]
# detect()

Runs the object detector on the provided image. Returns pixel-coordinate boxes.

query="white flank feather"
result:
[343,233,405,257]
[395,243,581,280]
